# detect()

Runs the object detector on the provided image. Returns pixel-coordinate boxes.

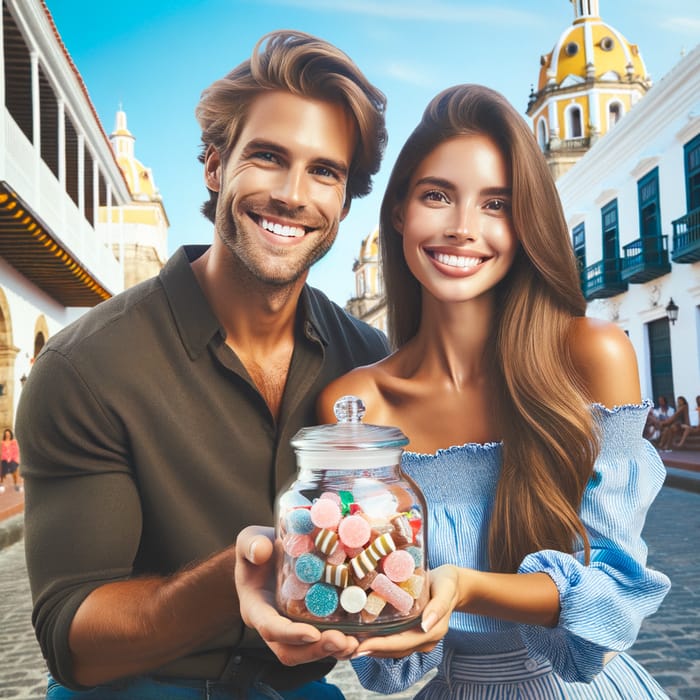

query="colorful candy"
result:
[323,563,349,588]
[315,528,339,555]
[382,549,416,582]
[338,514,371,548]
[305,583,339,617]
[286,508,314,534]
[310,498,342,530]
[295,553,325,583]
[370,573,414,615]
[340,585,368,613]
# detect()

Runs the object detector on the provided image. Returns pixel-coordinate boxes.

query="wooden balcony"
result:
[671,208,700,263]
[582,258,628,300]
[621,236,671,283]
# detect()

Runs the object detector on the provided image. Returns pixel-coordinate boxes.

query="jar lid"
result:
[290,396,408,468]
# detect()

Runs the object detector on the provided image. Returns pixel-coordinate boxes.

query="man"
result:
[17,30,388,699]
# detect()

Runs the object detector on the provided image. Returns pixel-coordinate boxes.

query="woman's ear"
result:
[392,204,405,235]
[204,145,222,191]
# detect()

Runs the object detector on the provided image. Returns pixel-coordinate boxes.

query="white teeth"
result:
[433,252,482,268]
[261,217,304,238]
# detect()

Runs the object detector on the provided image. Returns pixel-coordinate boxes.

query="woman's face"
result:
[395,133,518,305]
[3,430,10,440]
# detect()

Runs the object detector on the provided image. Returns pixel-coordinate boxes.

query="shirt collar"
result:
[161,245,329,359]
[160,245,222,360]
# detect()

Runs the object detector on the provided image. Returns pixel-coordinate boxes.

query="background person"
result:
[17,30,388,700]
[0,427,20,492]
[318,84,670,698]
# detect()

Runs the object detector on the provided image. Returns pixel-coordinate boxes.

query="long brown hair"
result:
[380,84,599,572]
[195,30,387,222]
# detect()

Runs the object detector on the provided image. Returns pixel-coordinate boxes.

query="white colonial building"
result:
[0,0,168,430]
[557,44,700,406]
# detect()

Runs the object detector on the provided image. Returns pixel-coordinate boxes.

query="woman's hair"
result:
[195,30,387,222]
[676,396,689,423]
[3,428,12,439]
[380,84,598,572]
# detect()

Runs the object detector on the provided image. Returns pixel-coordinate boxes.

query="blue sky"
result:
[44,0,700,305]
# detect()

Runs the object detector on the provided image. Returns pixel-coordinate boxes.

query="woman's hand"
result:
[353,565,464,658]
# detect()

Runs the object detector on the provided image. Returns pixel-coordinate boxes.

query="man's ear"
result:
[392,204,405,235]
[204,145,222,191]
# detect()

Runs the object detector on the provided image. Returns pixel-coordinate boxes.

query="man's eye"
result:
[253,152,279,163]
[312,166,338,180]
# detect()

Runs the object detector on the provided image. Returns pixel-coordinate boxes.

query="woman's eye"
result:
[422,190,448,203]
[486,198,510,211]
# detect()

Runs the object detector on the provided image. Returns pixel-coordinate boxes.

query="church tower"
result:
[99,109,169,288]
[527,0,651,180]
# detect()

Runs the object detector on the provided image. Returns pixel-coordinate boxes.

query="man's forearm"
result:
[68,547,239,686]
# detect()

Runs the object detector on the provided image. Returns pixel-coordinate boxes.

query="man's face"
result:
[206,91,356,287]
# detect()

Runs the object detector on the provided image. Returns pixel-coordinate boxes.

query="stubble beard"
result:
[217,201,339,289]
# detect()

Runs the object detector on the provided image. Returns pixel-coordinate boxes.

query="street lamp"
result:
[665,298,679,325]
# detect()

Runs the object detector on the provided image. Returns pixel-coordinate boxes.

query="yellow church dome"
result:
[359,227,380,262]
[110,110,160,201]
[538,0,648,91]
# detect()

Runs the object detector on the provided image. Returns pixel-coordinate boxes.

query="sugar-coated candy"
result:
[295,553,325,583]
[339,490,355,515]
[370,573,414,615]
[390,513,414,546]
[326,543,348,565]
[305,582,339,617]
[338,514,371,549]
[286,597,307,617]
[281,573,310,600]
[286,508,314,534]
[340,586,368,614]
[319,491,341,505]
[283,534,315,557]
[310,498,342,530]
[405,545,423,567]
[382,549,415,583]
[323,563,349,588]
[361,591,387,622]
[399,574,424,599]
[315,528,339,555]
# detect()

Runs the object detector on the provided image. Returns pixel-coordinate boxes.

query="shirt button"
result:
[232,655,242,665]
[524,658,538,671]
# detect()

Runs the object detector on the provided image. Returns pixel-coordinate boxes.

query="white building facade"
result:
[557,45,700,406]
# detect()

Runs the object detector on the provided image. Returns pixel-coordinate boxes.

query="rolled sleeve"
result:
[516,404,671,683]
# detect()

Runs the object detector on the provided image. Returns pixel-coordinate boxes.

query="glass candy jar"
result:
[275,396,428,635]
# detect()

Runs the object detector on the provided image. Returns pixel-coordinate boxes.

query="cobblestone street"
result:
[1,485,698,699]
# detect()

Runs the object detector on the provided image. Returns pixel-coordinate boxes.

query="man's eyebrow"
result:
[241,139,288,156]
[315,157,349,178]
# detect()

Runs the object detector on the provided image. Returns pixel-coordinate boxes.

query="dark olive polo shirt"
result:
[18,245,389,690]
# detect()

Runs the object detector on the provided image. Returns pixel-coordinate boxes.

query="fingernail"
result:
[248,540,258,562]
[421,613,437,633]
[352,650,372,658]
[301,634,318,643]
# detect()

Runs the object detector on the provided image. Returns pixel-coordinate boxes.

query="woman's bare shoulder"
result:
[568,316,642,407]
[317,359,392,424]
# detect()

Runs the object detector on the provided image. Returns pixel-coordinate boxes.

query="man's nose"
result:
[272,166,307,208]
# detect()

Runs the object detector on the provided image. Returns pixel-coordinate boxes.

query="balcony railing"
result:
[582,258,628,300]
[621,235,671,283]
[671,208,700,263]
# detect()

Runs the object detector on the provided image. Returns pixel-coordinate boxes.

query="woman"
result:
[657,396,689,451]
[0,428,21,493]
[677,395,700,448]
[318,85,670,698]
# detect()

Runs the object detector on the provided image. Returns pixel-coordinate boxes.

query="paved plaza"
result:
[0,484,698,699]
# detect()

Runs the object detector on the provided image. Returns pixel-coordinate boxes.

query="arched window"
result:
[567,105,583,139]
[608,101,623,128]
[537,119,548,150]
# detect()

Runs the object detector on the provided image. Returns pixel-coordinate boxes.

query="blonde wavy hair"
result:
[195,30,387,222]
[380,84,599,572]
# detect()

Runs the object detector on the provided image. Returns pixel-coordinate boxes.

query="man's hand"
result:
[235,526,360,664]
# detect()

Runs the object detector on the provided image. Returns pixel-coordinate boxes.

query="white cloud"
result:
[660,16,700,35]
[256,0,541,25]
[383,61,437,88]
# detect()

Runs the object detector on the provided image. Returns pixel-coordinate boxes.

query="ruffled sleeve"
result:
[517,402,671,682]
[350,640,443,694]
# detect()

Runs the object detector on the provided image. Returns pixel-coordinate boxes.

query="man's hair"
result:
[195,30,387,222]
